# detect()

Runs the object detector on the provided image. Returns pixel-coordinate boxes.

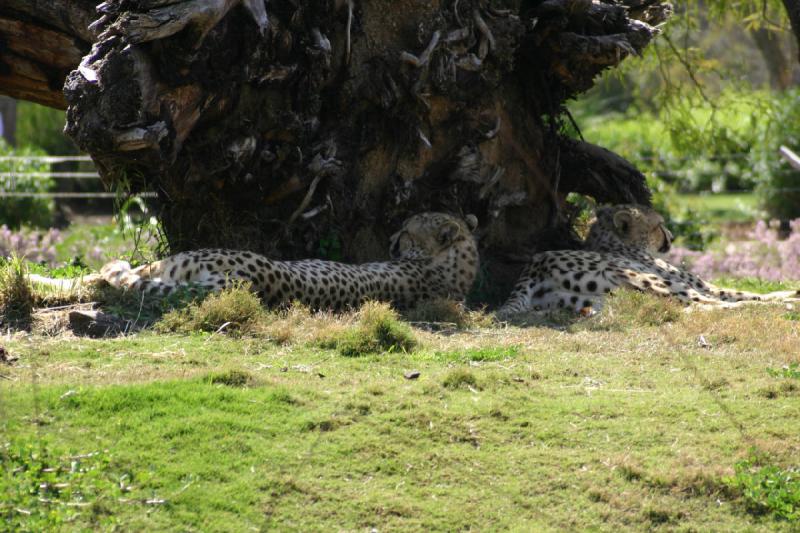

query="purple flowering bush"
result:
[0,225,62,264]
[667,219,800,281]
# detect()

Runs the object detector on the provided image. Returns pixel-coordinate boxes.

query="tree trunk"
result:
[783,0,800,62]
[0,0,672,301]
[0,96,17,145]
[749,26,793,90]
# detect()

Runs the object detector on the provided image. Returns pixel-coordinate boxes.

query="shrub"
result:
[16,102,76,156]
[0,141,55,228]
[751,90,800,220]
[327,301,417,357]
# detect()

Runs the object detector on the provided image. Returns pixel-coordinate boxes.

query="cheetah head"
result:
[601,204,673,254]
[389,212,478,260]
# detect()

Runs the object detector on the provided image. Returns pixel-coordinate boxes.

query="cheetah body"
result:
[497,204,799,317]
[95,212,479,309]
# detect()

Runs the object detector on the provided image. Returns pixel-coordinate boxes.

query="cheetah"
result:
[496,204,799,318]
[30,212,479,310]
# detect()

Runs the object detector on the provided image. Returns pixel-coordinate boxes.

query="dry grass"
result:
[402,298,494,330]
[0,257,34,328]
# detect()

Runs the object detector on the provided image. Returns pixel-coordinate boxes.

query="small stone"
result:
[404,370,421,380]
[0,346,18,365]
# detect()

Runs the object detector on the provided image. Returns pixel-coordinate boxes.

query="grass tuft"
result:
[403,298,493,329]
[156,284,265,335]
[589,290,683,329]
[206,369,259,388]
[0,257,34,328]
[442,368,479,390]
[323,301,417,357]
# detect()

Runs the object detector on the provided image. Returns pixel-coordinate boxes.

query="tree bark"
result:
[1,0,672,300]
[782,0,800,62]
[750,26,793,90]
[0,1,95,108]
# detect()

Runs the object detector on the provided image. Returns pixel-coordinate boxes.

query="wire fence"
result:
[0,154,156,199]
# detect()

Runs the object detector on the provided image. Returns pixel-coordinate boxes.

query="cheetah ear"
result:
[465,214,478,232]
[613,209,633,234]
[438,221,460,245]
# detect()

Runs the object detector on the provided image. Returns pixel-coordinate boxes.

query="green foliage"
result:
[575,92,768,195]
[767,363,800,380]
[16,102,76,156]
[327,301,417,356]
[317,232,342,261]
[0,256,33,328]
[752,91,800,220]
[729,456,800,521]
[0,142,55,228]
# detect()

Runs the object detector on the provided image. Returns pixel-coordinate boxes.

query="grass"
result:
[0,257,34,328]
[2,285,800,530]
[767,363,800,380]
[674,193,760,223]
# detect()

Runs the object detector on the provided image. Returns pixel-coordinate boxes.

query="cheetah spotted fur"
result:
[71,212,479,310]
[496,204,799,318]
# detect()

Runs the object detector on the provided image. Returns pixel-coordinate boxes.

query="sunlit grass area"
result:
[674,193,761,223]
[2,284,799,530]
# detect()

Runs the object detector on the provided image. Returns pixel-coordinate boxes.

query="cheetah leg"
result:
[496,279,604,318]
[100,260,140,289]
[532,290,605,313]
[100,259,229,296]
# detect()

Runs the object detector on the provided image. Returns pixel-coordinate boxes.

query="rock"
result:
[69,310,131,337]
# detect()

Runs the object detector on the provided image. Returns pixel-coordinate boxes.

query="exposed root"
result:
[473,10,495,59]
[400,30,441,67]
[345,0,354,65]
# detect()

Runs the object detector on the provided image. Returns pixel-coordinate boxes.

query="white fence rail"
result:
[0,154,156,199]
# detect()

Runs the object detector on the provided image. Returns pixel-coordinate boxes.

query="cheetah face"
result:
[389,212,478,260]
[607,204,672,254]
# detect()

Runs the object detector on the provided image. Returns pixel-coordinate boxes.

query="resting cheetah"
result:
[496,204,799,318]
[31,212,479,310]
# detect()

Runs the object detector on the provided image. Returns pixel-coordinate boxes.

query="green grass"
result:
[767,363,800,380]
[674,193,760,223]
[2,292,800,530]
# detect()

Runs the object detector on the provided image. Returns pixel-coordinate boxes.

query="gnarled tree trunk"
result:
[1,0,672,301]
